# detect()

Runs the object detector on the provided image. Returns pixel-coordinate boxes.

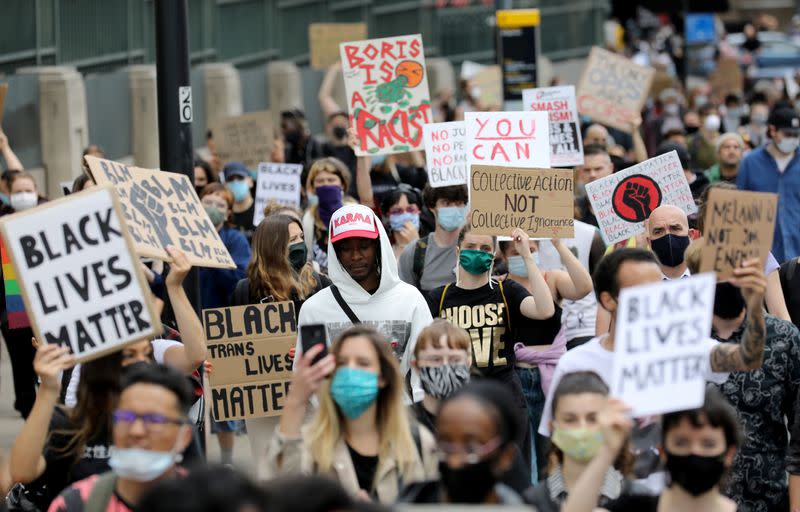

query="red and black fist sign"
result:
[612,175,662,223]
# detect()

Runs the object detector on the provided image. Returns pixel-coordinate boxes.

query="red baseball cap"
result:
[329,204,380,243]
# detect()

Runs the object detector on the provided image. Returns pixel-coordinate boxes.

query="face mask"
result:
[332,125,348,140]
[418,364,470,399]
[650,234,690,268]
[439,457,497,503]
[227,181,250,202]
[470,87,482,101]
[285,130,301,145]
[437,206,467,232]
[108,445,182,482]
[389,212,420,232]
[307,192,319,206]
[372,154,387,167]
[288,241,308,271]
[195,185,206,197]
[665,451,726,496]
[0,193,9,206]
[551,425,604,462]
[726,107,742,120]
[507,254,539,277]
[694,96,709,108]
[315,185,344,229]
[10,192,37,212]
[204,205,225,228]
[777,136,800,154]
[713,282,745,319]
[330,367,379,420]
[704,114,721,132]
[751,112,768,125]
[459,249,494,276]
[685,125,700,135]
[664,103,680,116]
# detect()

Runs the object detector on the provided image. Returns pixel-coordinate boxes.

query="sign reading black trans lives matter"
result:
[0,187,161,362]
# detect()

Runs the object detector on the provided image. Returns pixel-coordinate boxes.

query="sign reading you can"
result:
[203,302,297,421]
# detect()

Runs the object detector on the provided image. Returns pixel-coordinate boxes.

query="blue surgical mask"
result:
[108,446,181,482]
[389,212,420,232]
[330,367,379,419]
[372,154,387,167]
[0,193,9,206]
[227,180,250,202]
[437,206,467,232]
[507,254,540,277]
[306,192,319,206]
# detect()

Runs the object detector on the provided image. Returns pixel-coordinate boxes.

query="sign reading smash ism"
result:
[523,85,583,167]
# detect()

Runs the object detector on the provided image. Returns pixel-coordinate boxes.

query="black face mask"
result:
[439,458,497,503]
[650,234,691,268]
[195,185,206,197]
[665,451,726,496]
[686,125,700,135]
[714,282,746,319]
[332,125,348,140]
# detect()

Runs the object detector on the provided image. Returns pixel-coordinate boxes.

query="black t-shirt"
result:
[512,300,562,346]
[369,165,428,212]
[232,203,256,241]
[347,444,379,493]
[428,280,529,377]
[604,494,659,512]
[780,257,800,329]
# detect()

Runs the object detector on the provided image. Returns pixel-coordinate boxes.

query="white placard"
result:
[253,162,303,226]
[611,273,716,417]
[465,111,551,171]
[423,121,467,187]
[584,151,696,245]
[0,186,160,362]
[523,85,583,168]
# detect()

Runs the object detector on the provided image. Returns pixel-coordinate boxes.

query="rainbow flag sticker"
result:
[2,240,30,329]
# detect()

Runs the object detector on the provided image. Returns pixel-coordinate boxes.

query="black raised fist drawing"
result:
[130,182,173,248]
[621,181,652,222]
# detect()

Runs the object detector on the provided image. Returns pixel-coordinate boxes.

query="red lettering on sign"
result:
[350,91,367,110]
[344,45,363,68]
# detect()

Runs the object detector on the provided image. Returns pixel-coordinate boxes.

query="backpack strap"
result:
[330,285,361,324]
[788,257,799,282]
[438,284,451,317]
[498,280,511,332]
[85,472,117,512]
[412,235,429,290]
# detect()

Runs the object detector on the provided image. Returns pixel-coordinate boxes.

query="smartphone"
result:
[300,324,328,365]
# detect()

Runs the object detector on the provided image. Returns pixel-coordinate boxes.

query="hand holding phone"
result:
[300,324,328,365]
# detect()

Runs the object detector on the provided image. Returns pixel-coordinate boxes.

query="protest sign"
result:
[0,186,161,362]
[85,156,236,269]
[584,151,696,245]
[309,23,367,69]
[0,84,7,123]
[709,57,743,97]
[340,34,432,156]
[469,165,574,238]
[465,111,551,170]
[253,162,303,226]
[423,121,467,187]
[210,111,273,170]
[700,188,777,280]
[576,47,655,133]
[611,273,716,417]
[523,85,583,167]
[473,65,503,108]
[203,302,297,421]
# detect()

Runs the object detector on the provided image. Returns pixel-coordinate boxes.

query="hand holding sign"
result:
[34,344,75,393]
[165,246,191,288]
[597,398,633,458]
[729,258,767,310]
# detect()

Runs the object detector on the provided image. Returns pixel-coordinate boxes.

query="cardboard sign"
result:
[576,47,655,133]
[85,156,236,269]
[584,151,696,245]
[611,273,716,417]
[203,302,297,421]
[473,65,503,108]
[700,189,777,280]
[465,111,551,170]
[253,162,303,226]
[523,85,583,167]
[0,84,7,124]
[0,186,161,362]
[309,23,368,70]
[709,57,743,97]
[340,34,432,155]
[211,111,274,170]
[423,121,467,187]
[469,165,574,238]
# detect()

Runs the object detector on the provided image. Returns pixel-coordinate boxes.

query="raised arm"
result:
[710,258,767,372]
[161,246,207,373]
[349,128,374,208]
[513,228,555,320]
[0,130,24,171]
[280,345,335,438]
[550,238,593,301]
[629,115,648,164]
[318,62,343,120]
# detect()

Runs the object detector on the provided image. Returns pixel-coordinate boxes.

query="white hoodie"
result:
[296,205,432,402]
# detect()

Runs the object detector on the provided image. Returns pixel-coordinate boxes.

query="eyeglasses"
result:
[112,410,187,432]
[436,437,502,464]
[388,206,420,216]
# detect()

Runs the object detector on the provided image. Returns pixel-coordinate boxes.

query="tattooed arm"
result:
[710,258,767,372]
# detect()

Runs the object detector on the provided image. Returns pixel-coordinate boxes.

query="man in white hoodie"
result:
[297,203,432,402]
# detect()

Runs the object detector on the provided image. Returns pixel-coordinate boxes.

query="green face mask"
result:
[551,425,604,462]
[458,249,494,275]
[204,205,225,228]
[288,241,308,271]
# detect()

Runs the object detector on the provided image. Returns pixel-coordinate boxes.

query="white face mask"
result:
[10,192,38,212]
[704,114,721,132]
[108,444,183,482]
[777,136,800,154]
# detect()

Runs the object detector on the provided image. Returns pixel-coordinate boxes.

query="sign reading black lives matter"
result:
[0,187,161,362]
[85,156,235,269]
[203,302,297,421]
[610,273,716,417]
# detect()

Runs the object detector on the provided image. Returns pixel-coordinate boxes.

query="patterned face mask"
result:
[418,364,470,399]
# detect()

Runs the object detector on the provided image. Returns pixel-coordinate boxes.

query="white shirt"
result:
[538,335,729,436]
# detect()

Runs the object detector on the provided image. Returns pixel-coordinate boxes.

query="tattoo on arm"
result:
[710,308,766,372]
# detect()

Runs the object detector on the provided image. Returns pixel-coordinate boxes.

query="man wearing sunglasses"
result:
[49,364,194,512]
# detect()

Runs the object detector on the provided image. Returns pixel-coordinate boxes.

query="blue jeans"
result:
[515,366,547,483]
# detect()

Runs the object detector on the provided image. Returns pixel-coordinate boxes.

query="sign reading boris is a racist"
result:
[85,156,236,269]
[469,165,574,238]
[523,85,583,167]
[203,302,297,421]
[0,186,161,362]
[423,121,467,187]
[576,47,654,133]
[340,34,432,155]
[465,111,551,170]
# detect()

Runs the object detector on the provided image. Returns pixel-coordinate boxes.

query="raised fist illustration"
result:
[621,181,652,222]
[130,182,173,248]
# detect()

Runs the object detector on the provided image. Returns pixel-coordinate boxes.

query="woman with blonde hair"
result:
[266,325,438,503]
